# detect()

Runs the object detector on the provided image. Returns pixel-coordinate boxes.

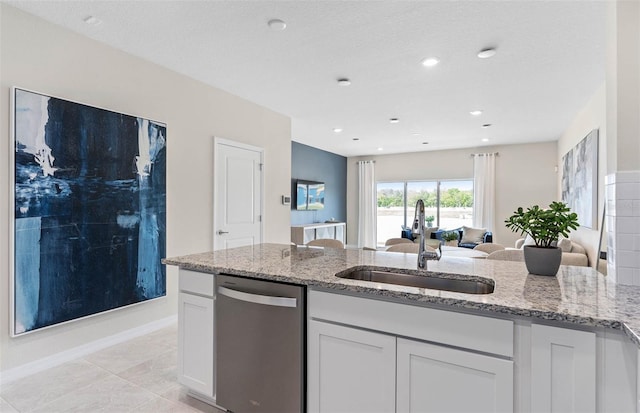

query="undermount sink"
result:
[335,268,494,295]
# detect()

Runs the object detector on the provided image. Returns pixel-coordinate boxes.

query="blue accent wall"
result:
[291,142,347,225]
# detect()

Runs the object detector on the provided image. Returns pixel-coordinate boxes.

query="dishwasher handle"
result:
[218,286,298,308]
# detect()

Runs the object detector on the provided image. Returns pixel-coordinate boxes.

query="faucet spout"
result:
[415,199,427,269]
[413,199,435,269]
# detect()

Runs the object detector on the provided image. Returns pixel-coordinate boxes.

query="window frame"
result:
[376,179,474,244]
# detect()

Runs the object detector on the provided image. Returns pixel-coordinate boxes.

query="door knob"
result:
[217,230,229,235]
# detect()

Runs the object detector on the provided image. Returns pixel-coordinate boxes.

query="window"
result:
[376,180,474,245]
[376,182,405,245]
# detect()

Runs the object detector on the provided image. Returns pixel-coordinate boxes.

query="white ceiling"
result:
[6,0,606,157]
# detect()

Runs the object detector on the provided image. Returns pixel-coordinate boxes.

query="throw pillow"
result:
[460,226,486,244]
[557,237,573,252]
[424,226,439,239]
[522,234,536,247]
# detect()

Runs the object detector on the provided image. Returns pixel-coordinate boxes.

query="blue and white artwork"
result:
[12,88,166,335]
[561,129,598,229]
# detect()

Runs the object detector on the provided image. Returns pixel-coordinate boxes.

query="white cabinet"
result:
[308,290,514,412]
[530,324,596,413]
[308,320,396,413]
[397,338,513,413]
[177,270,215,400]
[291,222,346,245]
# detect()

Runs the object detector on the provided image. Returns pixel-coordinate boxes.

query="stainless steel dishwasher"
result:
[216,274,305,413]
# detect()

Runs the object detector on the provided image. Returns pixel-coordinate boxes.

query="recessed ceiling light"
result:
[470,110,483,116]
[377,147,383,151]
[337,78,351,86]
[481,138,490,142]
[352,137,359,141]
[421,57,440,67]
[482,123,492,128]
[477,48,497,59]
[333,128,343,133]
[268,19,287,31]
[389,118,400,124]
[83,15,102,26]
[412,133,422,137]
[422,142,429,145]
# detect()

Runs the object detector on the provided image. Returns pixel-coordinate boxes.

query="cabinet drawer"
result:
[179,269,215,297]
[309,290,513,357]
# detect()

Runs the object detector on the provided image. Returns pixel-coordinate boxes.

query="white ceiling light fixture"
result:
[389,118,400,124]
[377,147,383,151]
[481,138,490,142]
[267,19,287,31]
[470,110,483,116]
[83,15,102,26]
[337,78,351,86]
[421,57,440,67]
[333,127,343,133]
[477,48,497,59]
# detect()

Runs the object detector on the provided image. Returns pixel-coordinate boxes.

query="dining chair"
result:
[306,239,345,249]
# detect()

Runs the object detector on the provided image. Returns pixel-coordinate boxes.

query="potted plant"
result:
[425,215,435,227]
[505,201,579,276]
[441,230,459,247]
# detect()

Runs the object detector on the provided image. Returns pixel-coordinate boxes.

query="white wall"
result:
[0,5,291,371]
[557,83,606,269]
[347,142,558,248]
[603,1,640,284]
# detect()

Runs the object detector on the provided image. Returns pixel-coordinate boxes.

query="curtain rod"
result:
[470,152,499,157]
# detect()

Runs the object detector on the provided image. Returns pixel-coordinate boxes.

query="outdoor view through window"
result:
[376,180,474,245]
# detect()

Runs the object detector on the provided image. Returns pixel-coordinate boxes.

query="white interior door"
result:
[214,139,263,250]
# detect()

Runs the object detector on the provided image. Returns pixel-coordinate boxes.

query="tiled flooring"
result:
[1,323,222,413]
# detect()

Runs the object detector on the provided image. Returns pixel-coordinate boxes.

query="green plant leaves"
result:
[442,230,459,242]
[505,201,579,248]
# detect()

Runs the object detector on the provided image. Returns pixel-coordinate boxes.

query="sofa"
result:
[513,237,589,267]
[432,227,493,249]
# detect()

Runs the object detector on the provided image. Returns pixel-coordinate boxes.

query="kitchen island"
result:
[165,243,640,413]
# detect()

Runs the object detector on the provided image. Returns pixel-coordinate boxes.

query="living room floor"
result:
[0,323,220,413]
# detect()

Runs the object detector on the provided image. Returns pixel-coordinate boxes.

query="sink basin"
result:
[336,269,494,295]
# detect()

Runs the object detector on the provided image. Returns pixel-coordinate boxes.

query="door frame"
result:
[213,137,264,250]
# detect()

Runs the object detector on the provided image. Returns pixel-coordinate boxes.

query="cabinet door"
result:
[308,320,396,413]
[397,338,513,413]
[335,224,345,244]
[303,228,315,244]
[531,324,596,413]
[178,292,214,397]
[315,226,334,240]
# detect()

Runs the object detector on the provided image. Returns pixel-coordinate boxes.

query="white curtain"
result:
[473,153,496,230]
[358,161,377,249]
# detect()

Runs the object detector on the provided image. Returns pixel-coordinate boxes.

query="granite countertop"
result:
[164,243,640,346]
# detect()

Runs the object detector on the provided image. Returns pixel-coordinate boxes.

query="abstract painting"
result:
[11,88,166,335]
[561,129,598,229]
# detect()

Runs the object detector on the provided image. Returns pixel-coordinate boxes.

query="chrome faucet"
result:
[413,199,439,269]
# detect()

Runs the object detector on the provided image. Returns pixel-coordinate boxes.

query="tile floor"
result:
[1,323,222,413]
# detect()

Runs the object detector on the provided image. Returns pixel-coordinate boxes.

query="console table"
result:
[291,222,346,245]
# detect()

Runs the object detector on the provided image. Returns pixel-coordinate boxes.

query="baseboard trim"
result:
[0,315,177,385]
[187,390,226,411]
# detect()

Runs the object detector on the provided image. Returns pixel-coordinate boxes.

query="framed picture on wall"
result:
[10,87,167,336]
[295,179,324,211]
[561,129,598,229]
[296,181,308,211]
